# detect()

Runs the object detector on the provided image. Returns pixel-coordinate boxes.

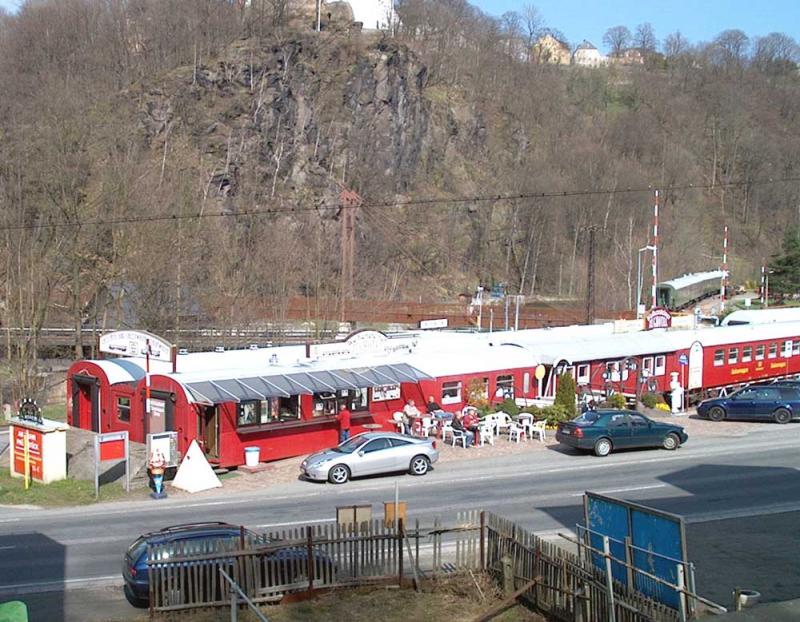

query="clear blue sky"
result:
[470,0,800,52]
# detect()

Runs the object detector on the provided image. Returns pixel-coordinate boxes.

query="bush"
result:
[540,404,572,426]
[554,373,577,418]
[604,393,627,409]
[497,398,519,416]
[641,392,658,408]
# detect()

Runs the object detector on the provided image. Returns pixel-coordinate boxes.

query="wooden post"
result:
[397,518,404,587]
[501,555,514,595]
[624,536,634,589]
[602,536,616,622]
[480,511,486,570]
[307,526,315,591]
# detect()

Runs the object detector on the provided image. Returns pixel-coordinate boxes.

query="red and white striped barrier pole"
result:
[651,190,659,308]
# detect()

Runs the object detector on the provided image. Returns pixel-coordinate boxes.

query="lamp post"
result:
[636,246,656,319]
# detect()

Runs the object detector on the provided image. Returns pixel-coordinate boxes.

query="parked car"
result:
[123,522,333,607]
[556,409,688,457]
[697,384,800,423]
[301,432,439,484]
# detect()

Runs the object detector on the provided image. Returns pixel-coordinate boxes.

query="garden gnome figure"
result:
[149,448,168,499]
[669,372,683,414]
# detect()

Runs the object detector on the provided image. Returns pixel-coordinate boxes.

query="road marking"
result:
[570,484,667,497]
[0,546,15,550]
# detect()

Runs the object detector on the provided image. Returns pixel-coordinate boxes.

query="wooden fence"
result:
[147,510,681,621]
[485,512,680,622]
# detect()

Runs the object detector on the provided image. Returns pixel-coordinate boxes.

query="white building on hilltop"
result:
[325,0,397,31]
[572,40,607,67]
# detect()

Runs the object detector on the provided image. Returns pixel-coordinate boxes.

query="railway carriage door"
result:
[688,342,703,390]
[201,406,219,460]
[71,375,100,432]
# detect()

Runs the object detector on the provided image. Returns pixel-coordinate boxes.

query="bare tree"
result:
[521,3,544,54]
[663,30,689,58]
[633,22,657,55]
[710,29,750,71]
[753,32,799,74]
[603,25,631,55]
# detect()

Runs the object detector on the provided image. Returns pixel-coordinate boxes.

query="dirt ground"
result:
[147,574,545,622]
[162,407,777,499]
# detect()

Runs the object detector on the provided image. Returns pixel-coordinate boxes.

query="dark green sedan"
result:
[556,409,688,457]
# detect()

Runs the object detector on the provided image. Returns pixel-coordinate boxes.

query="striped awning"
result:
[184,363,431,405]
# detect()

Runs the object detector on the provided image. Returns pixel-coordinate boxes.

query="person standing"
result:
[403,399,421,435]
[337,401,351,444]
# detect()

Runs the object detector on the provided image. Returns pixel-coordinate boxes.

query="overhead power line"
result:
[0,175,797,233]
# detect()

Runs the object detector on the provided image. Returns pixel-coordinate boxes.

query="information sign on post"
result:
[146,431,180,468]
[95,431,130,498]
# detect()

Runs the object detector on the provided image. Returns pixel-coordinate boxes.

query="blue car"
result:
[697,384,800,424]
[123,522,334,606]
[556,409,688,457]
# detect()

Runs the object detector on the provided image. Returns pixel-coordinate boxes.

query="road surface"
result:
[1,429,799,620]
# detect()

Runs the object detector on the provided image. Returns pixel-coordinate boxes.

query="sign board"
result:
[309,330,417,360]
[13,427,43,481]
[371,384,400,402]
[534,365,546,381]
[99,330,174,362]
[419,318,448,330]
[95,431,130,497]
[146,431,179,468]
[646,308,672,330]
[584,492,688,610]
[678,353,688,366]
[337,504,373,528]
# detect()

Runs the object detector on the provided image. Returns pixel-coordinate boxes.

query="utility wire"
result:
[0,175,797,233]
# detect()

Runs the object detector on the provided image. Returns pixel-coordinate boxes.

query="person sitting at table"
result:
[426,395,453,427]
[462,408,480,432]
[451,411,474,448]
[402,399,420,434]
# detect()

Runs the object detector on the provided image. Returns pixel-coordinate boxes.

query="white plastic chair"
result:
[493,412,512,436]
[441,421,454,443]
[478,421,495,446]
[517,413,533,439]
[418,416,434,438]
[530,420,547,443]
[451,428,468,448]
[508,421,526,443]
[391,411,405,434]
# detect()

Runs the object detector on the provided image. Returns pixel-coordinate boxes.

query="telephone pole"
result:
[586,226,599,325]
[339,188,362,323]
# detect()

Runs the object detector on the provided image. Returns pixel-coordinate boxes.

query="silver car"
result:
[300,432,439,484]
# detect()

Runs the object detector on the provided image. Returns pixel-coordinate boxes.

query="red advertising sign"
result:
[646,307,672,330]
[12,426,43,481]
[99,438,126,462]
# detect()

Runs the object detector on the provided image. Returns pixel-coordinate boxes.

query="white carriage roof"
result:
[721,307,800,326]
[660,270,725,289]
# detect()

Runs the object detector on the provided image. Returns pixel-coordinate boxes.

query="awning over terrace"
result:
[183,363,433,405]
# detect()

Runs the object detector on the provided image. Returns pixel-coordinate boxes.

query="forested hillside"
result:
[0,0,799,371]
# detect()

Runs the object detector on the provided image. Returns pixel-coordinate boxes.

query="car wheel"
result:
[708,406,725,422]
[773,408,792,424]
[409,455,430,476]
[328,464,350,484]
[662,432,680,450]
[594,438,612,457]
[123,585,149,609]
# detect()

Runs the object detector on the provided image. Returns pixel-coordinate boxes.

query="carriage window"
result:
[496,375,515,399]
[312,389,367,417]
[654,355,666,376]
[238,397,301,427]
[728,348,738,364]
[742,346,752,362]
[793,341,800,356]
[481,377,490,399]
[642,357,653,374]
[713,349,724,366]
[755,345,765,360]
[117,397,131,422]
[769,343,778,358]
[441,381,462,405]
[577,364,590,384]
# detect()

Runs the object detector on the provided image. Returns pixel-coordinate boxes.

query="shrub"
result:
[520,405,543,419]
[605,393,627,409]
[540,404,572,426]
[554,373,577,418]
[497,397,519,416]
[641,392,659,408]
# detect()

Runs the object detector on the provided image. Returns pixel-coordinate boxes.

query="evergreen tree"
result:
[769,227,800,299]
[555,372,577,417]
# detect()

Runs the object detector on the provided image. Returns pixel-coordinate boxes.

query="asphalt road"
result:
[2,428,800,621]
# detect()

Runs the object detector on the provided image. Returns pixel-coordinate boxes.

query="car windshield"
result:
[333,436,370,453]
[572,411,603,426]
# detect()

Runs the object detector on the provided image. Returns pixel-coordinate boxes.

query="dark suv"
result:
[697,383,800,424]
[123,522,333,606]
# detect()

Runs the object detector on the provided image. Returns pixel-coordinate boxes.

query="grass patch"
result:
[0,468,146,507]
[145,574,545,622]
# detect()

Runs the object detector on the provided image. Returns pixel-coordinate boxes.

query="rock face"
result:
[137,34,442,209]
